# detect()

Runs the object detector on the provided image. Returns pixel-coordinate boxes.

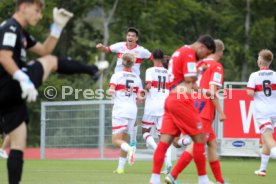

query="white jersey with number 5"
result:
[247,69,276,118]
[110,70,143,119]
[144,66,169,116]
[108,42,152,76]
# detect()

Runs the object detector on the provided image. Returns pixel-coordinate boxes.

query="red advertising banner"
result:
[224,89,258,138]
[224,89,276,139]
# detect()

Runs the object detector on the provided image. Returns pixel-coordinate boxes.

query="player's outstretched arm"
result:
[0,50,37,102]
[29,7,74,56]
[96,43,109,52]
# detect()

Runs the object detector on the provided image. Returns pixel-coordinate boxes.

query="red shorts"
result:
[201,118,216,142]
[161,93,203,137]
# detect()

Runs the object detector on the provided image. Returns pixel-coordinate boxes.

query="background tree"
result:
[1,0,276,146]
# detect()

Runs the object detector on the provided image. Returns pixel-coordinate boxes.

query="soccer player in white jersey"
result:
[109,53,143,174]
[141,49,172,173]
[97,27,152,147]
[96,27,152,76]
[247,49,276,177]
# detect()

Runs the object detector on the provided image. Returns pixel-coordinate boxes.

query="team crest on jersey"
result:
[197,122,203,130]
[187,62,196,73]
[22,37,27,48]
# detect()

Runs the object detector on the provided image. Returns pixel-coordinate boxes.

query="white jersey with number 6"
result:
[110,70,143,119]
[247,69,276,118]
[144,66,169,116]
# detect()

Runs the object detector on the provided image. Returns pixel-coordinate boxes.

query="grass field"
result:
[0,158,275,184]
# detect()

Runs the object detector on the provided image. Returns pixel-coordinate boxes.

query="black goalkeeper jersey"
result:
[0,18,37,81]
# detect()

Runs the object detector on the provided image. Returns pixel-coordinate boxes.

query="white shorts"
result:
[141,114,163,134]
[112,117,136,135]
[256,117,276,134]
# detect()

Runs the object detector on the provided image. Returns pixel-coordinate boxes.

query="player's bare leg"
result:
[129,122,138,148]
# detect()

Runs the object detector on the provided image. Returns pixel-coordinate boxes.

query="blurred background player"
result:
[96,27,152,148]
[141,48,171,174]
[149,35,216,184]
[0,1,108,183]
[247,49,276,177]
[167,39,226,184]
[109,53,143,174]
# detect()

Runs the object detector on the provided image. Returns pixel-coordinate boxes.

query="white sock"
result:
[198,175,209,184]
[121,142,131,152]
[270,146,276,158]
[130,125,138,146]
[150,173,161,184]
[165,145,172,167]
[260,154,270,171]
[117,157,127,170]
[143,132,157,150]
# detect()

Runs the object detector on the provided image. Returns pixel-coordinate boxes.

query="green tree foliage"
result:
[1,0,276,146]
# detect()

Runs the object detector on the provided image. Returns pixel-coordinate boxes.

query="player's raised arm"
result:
[29,7,73,56]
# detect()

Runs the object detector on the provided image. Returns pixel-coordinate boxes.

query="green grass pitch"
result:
[0,158,275,184]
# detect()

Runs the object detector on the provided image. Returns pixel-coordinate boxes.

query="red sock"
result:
[210,160,224,183]
[171,151,193,179]
[193,143,206,176]
[152,141,169,174]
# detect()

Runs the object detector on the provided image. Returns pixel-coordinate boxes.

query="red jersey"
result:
[167,45,197,89]
[197,58,224,120]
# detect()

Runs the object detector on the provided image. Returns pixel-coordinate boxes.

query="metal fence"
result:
[40,82,261,159]
[40,100,163,160]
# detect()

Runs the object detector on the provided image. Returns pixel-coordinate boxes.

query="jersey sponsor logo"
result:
[20,48,27,62]
[213,72,222,82]
[196,122,203,130]
[187,62,196,73]
[9,25,17,32]
[3,32,17,47]
[232,140,246,147]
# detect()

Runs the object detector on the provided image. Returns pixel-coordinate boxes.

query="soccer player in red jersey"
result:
[149,35,216,184]
[167,39,226,184]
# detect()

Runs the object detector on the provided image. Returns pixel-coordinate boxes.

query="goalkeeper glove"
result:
[50,7,74,39]
[13,70,38,103]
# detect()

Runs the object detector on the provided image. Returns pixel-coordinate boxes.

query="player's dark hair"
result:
[197,34,216,53]
[162,55,171,69]
[16,0,45,10]
[152,48,164,59]
[127,27,139,37]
